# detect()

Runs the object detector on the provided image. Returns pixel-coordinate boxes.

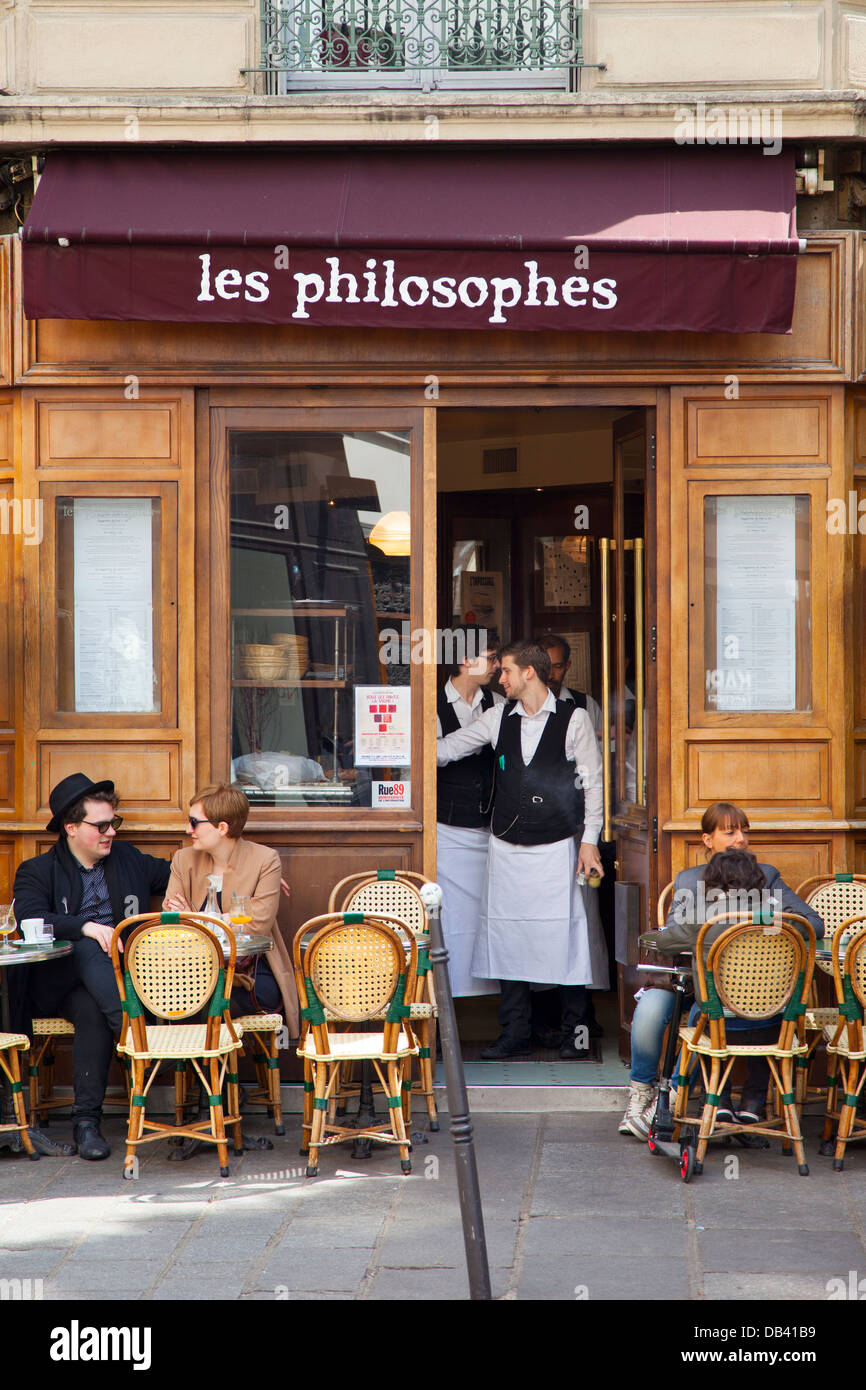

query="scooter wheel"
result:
[680,1144,696,1183]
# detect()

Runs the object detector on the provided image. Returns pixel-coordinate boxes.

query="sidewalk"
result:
[1,1107,864,1301]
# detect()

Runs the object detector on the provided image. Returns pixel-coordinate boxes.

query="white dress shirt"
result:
[559,685,603,736]
[436,688,603,845]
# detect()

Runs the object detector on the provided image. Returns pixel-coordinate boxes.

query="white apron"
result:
[472,835,605,987]
[436,821,498,997]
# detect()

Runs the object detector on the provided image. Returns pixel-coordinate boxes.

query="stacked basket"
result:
[272,633,310,680]
[235,644,289,681]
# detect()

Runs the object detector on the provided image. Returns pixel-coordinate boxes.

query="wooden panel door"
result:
[607,410,658,1055]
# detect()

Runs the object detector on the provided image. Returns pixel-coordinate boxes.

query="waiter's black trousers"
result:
[29,937,123,1125]
[499,980,590,1044]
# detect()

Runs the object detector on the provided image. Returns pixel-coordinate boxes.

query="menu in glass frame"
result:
[73,498,155,712]
[712,495,797,712]
[354,685,411,766]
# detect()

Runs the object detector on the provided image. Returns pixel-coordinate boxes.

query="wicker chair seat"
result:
[822,1027,866,1062]
[300,1030,417,1062]
[117,1023,241,1061]
[806,1007,839,1029]
[32,1018,75,1036]
[678,1024,808,1059]
[233,1014,282,1033]
[0,1033,29,1050]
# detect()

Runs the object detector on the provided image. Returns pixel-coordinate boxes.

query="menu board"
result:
[73,498,156,712]
[712,496,797,712]
[354,685,411,766]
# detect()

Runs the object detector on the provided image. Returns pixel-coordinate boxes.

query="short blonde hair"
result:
[191,784,249,839]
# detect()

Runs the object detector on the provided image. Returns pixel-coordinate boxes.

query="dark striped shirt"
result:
[77,860,114,927]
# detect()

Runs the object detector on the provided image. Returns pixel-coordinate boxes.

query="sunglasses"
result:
[188,815,216,829]
[81,815,123,834]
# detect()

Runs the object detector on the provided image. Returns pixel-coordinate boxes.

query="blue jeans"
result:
[630,988,678,1084]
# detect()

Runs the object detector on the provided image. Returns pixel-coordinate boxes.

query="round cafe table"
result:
[0,938,75,1157]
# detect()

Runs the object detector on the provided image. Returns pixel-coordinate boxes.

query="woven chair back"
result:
[840,923,866,1009]
[307,921,405,1023]
[656,881,674,927]
[126,924,222,1020]
[804,881,866,955]
[340,878,426,936]
[703,916,807,1022]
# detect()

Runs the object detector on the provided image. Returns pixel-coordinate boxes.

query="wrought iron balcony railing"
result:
[254,0,584,80]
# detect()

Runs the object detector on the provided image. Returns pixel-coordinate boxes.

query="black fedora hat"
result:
[46,773,116,834]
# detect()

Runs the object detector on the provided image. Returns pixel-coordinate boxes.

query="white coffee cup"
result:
[20,918,46,943]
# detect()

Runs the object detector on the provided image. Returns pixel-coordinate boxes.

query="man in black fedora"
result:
[13,773,171,1160]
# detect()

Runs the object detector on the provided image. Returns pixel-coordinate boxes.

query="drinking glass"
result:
[0,904,16,953]
[229,894,252,930]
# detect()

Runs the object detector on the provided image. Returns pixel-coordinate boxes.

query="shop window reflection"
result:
[229,430,411,808]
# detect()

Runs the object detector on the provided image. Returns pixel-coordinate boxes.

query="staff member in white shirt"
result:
[436,626,504,998]
[437,638,604,1060]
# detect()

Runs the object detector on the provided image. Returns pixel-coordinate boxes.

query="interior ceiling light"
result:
[369,510,411,556]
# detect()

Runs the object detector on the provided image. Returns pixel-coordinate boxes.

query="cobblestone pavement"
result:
[1,1109,864,1301]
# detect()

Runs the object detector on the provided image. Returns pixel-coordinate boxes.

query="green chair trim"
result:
[343,912,364,924]
[9,1081,22,1094]
[783,973,805,1020]
[266,1057,280,1069]
[387,1095,401,1109]
[845,1092,860,1107]
[836,873,854,883]
[385,972,411,1022]
[377,870,396,881]
[131,1095,146,1108]
[418,1047,431,1059]
[313,1097,328,1112]
[207,1093,223,1107]
[301,976,326,1026]
[840,976,864,1023]
[123,971,145,1020]
[226,1072,239,1084]
[779,1091,796,1105]
[699,971,724,1021]
[160,912,181,924]
[207,968,229,1018]
[706,1092,721,1106]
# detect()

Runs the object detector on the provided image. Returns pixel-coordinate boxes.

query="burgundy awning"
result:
[22,147,800,334]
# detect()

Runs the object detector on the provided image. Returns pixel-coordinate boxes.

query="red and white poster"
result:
[354,685,411,767]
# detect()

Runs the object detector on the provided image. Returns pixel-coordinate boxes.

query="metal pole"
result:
[419,882,492,1301]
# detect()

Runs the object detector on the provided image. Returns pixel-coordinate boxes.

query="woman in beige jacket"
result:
[163,784,299,1036]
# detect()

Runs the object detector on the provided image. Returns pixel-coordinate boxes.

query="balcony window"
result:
[259,0,582,89]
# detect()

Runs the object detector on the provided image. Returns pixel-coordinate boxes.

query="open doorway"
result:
[436,406,654,1079]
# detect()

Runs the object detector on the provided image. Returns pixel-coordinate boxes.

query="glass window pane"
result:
[229,429,412,807]
[704,494,811,713]
[56,496,161,714]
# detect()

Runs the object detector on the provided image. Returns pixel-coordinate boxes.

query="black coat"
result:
[8,839,172,1035]
[13,837,171,940]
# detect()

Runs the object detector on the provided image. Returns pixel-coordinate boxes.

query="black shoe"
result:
[559,1039,591,1060]
[531,1027,563,1050]
[737,1095,766,1124]
[73,1121,111,1161]
[480,1036,532,1060]
[714,1093,736,1124]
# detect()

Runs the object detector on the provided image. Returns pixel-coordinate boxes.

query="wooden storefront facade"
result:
[4,229,865,1062]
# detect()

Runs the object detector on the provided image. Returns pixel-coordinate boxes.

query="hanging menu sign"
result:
[354,685,411,767]
[712,495,797,711]
[73,498,156,712]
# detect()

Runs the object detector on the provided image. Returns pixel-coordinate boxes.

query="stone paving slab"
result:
[2,1111,866,1302]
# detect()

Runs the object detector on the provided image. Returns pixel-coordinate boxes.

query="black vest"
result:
[491,699,585,846]
[565,687,588,710]
[437,685,496,829]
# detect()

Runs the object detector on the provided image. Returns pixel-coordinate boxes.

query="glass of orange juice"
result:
[229,894,252,931]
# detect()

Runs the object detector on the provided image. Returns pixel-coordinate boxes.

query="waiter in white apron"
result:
[436,625,503,997]
[436,638,604,1060]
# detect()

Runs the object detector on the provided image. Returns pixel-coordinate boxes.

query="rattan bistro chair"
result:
[819,916,866,1169]
[328,870,438,1130]
[110,912,243,1178]
[294,911,419,1177]
[0,1032,37,1158]
[795,875,866,1103]
[673,911,816,1177]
